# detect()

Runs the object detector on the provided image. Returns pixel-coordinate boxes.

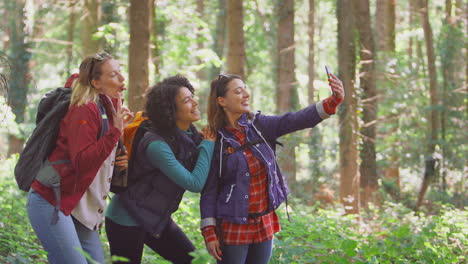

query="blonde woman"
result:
[27,52,132,264]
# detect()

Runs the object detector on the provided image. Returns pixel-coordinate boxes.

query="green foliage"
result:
[0,156,47,263]
[272,201,467,264]
[1,157,466,263]
[0,0,466,262]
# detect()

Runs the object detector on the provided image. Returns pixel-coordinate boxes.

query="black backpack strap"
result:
[127,120,151,183]
[227,139,264,154]
[97,99,109,139]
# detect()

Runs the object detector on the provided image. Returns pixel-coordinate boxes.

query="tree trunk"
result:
[375,0,395,52]
[66,0,77,76]
[196,0,206,80]
[355,0,378,206]
[440,0,452,191]
[226,0,245,78]
[307,0,322,192]
[337,0,360,214]
[376,0,400,197]
[415,0,440,211]
[408,0,415,62]
[196,0,210,115]
[277,0,296,112]
[7,0,31,155]
[128,0,151,112]
[276,0,298,190]
[308,0,315,105]
[82,0,102,56]
[420,0,439,162]
[463,0,468,119]
[151,0,165,81]
[209,0,226,80]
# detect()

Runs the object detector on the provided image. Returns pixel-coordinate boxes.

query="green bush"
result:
[0,156,466,263]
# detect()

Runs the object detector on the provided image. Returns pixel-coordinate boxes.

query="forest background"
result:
[0,0,466,263]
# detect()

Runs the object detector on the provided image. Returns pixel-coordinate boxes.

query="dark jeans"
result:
[105,217,195,264]
[219,239,273,264]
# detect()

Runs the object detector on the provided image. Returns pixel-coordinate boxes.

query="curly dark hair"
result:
[145,75,195,136]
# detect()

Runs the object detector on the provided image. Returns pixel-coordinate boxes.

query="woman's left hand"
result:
[201,126,217,142]
[329,73,345,101]
[114,148,128,171]
[322,73,345,115]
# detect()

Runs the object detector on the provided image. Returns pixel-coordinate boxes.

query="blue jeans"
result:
[219,239,273,264]
[27,189,104,264]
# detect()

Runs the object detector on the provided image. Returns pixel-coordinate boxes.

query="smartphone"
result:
[325,65,332,78]
[325,65,335,95]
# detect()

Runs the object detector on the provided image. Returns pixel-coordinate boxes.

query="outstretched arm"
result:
[256,73,345,139]
[146,139,215,192]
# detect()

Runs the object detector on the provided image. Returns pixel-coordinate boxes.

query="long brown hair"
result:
[207,74,242,133]
[70,51,113,106]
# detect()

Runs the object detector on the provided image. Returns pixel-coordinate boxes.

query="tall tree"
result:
[307,0,323,193]
[276,0,298,189]
[195,0,210,116]
[337,0,360,214]
[439,0,464,191]
[196,0,206,80]
[308,0,315,105]
[226,0,245,78]
[355,0,378,206]
[151,0,166,80]
[408,0,415,61]
[128,0,151,112]
[66,0,77,76]
[209,0,226,80]
[375,0,395,52]
[82,0,102,56]
[376,0,399,196]
[277,0,297,112]
[415,0,440,211]
[7,0,31,155]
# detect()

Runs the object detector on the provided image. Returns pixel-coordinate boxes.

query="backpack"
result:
[14,87,110,190]
[14,83,109,224]
[14,87,73,191]
[110,112,151,193]
[123,111,148,156]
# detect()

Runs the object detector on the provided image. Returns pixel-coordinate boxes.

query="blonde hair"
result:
[70,80,100,106]
[70,52,113,106]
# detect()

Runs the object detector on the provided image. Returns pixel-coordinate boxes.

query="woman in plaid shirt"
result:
[200,73,344,263]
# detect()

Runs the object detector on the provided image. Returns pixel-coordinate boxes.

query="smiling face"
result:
[175,86,200,130]
[217,78,250,117]
[91,59,126,98]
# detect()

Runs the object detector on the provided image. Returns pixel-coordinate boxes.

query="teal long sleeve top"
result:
[105,137,214,226]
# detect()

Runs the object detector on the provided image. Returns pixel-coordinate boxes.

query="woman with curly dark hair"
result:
[105,75,216,264]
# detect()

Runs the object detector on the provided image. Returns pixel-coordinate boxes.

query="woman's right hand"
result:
[206,240,223,261]
[201,126,217,142]
[112,93,134,132]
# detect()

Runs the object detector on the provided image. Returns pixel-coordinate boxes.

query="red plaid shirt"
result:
[202,126,280,245]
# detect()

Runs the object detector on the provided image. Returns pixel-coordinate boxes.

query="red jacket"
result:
[31,95,121,215]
